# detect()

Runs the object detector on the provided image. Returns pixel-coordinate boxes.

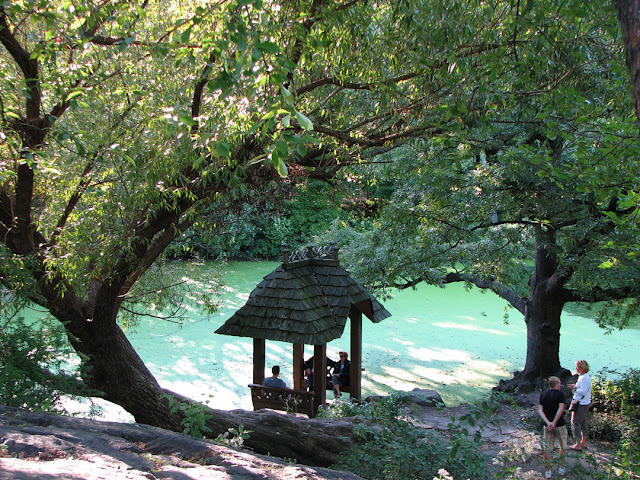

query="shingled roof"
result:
[215,244,390,345]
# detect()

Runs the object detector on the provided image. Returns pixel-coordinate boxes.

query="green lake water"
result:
[60,260,640,420]
[97,261,638,418]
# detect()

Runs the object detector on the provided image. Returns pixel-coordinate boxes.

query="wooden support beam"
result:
[313,344,327,413]
[293,343,304,390]
[349,307,363,400]
[253,338,266,385]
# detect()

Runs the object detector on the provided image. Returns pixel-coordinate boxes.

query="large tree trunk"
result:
[56,298,359,467]
[497,227,571,391]
[522,282,564,380]
[617,0,640,133]
[203,408,359,467]
[68,315,183,429]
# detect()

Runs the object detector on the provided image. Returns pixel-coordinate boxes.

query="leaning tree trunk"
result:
[51,291,184,430]
[56,291,360,467]
[202,408,360,467]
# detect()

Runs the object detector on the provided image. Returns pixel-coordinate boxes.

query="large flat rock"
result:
[0,405,362,480]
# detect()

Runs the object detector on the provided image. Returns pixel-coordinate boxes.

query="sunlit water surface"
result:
[64,261,640,421]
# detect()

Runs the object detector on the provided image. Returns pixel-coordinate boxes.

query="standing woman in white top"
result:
[568,359,592,451]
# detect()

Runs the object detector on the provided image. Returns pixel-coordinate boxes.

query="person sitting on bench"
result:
[263,365,287,389]
[304,355,337,390]
[304,366,314,391]
[331,351,350,399]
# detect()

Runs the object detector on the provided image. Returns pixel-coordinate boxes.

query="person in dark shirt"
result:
[263,365,287,389]
[304,356,336,391]
[331,351,350,399]
[304,366,314,391]
[538,376,567,479]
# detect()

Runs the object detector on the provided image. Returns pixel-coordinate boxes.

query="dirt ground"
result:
[407,392,623,480]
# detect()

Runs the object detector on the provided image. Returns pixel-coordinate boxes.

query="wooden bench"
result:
[301,378,350,393]
[326,382,350,393]
[248,384,317,418]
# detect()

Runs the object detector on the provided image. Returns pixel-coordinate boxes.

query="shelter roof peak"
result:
[281,243,339,268]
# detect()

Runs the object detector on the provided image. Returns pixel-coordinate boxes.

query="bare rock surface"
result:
[0,392,621,480]
[0,405,363,480]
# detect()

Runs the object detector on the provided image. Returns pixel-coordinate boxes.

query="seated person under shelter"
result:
[304,366,314,391]
[263,365,287,389]
[331,351,350,399]
[303,356,337,391]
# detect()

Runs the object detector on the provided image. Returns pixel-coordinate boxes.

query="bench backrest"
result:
[248,384,316,418]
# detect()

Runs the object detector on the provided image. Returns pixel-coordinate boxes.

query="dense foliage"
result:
[323,0,640,384]
[0,314,79,412]
[591,369,640,465]
[321,395,494,480]
[167,179,346,260]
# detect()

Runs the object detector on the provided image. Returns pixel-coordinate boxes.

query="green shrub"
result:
[588,412,626,442]
[590,369,640,478]
[166,179,346,261]
[166,396,213,439]
[325,395,492,480]
[592,368,640,415]
[0,315,77,413]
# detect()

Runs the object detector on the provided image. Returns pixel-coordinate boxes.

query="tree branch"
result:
[0,6,40,119]
[294,73,418,96]
[564,285,639,303]
[444,271,526,314]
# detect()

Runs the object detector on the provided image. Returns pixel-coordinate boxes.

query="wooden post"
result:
[293,343,304,390]
[313,344,327,413]
[349,307,363,400]
[253,338,266,385]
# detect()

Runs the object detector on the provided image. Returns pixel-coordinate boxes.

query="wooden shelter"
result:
[215,243,391,413]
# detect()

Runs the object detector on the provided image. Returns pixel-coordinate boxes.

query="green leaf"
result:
[216,142,230,158]
[41,167,62,175]
[269,150,288,177]
[295,111,313,131]
[275,139,288,155]
[65,90,84,101]
[256,41,280,54]
[178,115,196,126]
[281,86,294,106]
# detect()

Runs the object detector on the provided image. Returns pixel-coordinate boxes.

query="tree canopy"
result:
[0,0,475,457]
[326,0,640,385]
[2,0,640,464]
